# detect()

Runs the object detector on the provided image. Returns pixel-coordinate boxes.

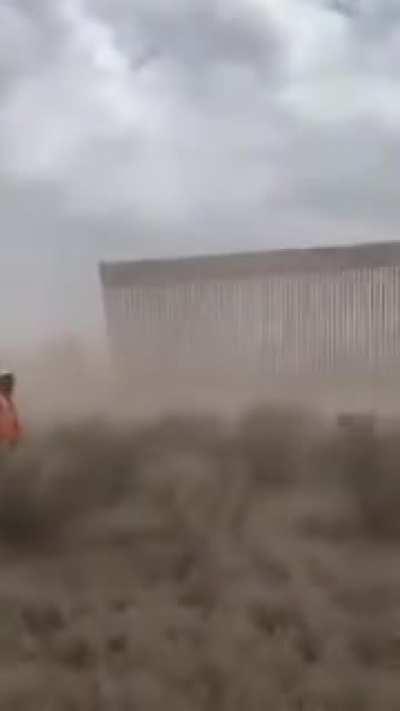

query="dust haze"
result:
[12,337,400,427]
[0,341,400,708]
[3,0,400,705]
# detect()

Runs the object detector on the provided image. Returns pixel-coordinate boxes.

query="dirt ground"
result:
[1,382,400,709]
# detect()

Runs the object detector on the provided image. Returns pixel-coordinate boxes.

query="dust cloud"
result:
[11,337,400,427]
[1,342,400,708]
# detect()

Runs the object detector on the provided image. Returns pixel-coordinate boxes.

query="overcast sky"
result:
[1,0,400,349]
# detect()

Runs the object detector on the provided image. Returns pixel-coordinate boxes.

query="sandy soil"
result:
[0,380,400,709]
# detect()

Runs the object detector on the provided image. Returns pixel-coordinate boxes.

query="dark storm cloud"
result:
[89,0,281,75]
[1,0,400,344]
[325,1,360,19]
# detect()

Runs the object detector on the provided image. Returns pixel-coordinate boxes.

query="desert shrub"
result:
[339,426,400,540]
[0,421,138,546]
[1,405,400,708]
[237,404,318,487]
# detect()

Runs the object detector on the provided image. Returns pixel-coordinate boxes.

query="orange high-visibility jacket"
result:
[0,394,22,445]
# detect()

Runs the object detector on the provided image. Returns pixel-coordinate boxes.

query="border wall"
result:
[99,242,400,382]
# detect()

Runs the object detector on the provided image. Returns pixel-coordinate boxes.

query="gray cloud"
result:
[1,0,400,346]
[89,0,281,73]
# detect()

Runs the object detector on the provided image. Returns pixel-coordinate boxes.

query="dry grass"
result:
[0,404,399,709]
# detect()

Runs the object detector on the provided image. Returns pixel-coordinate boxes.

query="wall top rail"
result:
[100,241,400,288]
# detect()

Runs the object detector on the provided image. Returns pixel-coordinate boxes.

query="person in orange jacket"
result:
[0,371,22,447]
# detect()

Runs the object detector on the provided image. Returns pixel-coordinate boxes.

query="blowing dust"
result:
[1,344,400,708]
[12,338,400,427]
